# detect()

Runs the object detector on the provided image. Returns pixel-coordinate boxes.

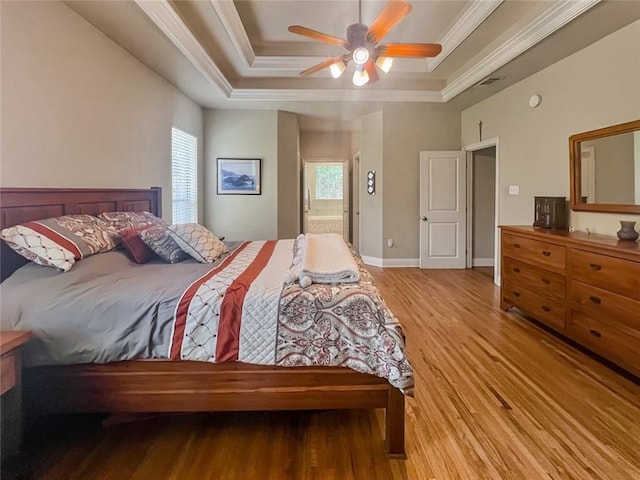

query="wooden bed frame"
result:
[0,187,406,457]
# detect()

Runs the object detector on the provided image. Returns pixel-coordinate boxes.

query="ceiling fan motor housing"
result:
[347,23,376,63]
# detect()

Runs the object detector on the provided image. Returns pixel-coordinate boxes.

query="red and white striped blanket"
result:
[169,239,414,392]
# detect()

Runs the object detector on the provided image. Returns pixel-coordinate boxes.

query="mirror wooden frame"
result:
[569,119,640,214]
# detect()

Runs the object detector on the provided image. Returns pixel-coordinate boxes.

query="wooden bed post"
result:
[386,386,406,458]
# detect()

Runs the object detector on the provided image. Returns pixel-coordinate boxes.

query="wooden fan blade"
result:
[379,43,443,58]
[364,60,379,84]
[299,55,348,76]
[367,0,412,44]
[288,25,347,47]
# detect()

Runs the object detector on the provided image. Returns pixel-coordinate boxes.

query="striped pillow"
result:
[1,215,117,272]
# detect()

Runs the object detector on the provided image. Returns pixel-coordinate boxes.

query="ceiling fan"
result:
[288,0,442,87]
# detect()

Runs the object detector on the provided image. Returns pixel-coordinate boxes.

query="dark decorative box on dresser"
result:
[500,226,640,377]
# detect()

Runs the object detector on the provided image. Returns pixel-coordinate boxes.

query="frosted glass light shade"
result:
[329,61,346,78]
[376,56,393,73]
[352,68,369,87]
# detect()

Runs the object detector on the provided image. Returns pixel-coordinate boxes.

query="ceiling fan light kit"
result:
[353,67,370,87]
[330,61,346,78]
[288,0,442,87]
[376,56,393,73]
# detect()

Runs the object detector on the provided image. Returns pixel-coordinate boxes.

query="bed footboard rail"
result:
[24,361,406,457]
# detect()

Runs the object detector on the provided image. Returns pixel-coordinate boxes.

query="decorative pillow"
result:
[1,215,117,272]
[138,225,189,264]
[168,224,228,264]
[98,211,167,232]
[119,226,158,264]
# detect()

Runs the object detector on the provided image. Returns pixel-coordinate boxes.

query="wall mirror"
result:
[570,119,640,214]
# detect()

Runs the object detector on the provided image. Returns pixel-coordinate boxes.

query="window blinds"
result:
[171,127,197,224]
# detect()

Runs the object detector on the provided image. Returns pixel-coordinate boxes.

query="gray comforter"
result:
[0,248,236,367]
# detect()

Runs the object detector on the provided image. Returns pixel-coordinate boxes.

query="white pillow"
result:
[168,223,228,263]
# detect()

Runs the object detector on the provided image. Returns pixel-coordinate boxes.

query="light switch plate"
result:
[508,185,519,195]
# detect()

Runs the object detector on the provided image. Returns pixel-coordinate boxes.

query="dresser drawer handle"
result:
[589,329,602,338]
[542,278,550,285]
[513,243,520,249]
[589,263,602,271]
[589,296,602,305]
[513,291,521,297]
[541,306,551,312]
[542,251,551,257]
[512,267,520,273]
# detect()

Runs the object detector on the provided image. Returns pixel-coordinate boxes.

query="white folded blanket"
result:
[298,233,360,287]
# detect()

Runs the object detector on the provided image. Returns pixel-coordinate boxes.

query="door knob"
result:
[421,216,428,221]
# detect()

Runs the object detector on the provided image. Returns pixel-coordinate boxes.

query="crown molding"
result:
[441,0,601,102]
[251,56,327,70]
[229,89,444,103]
[209,0,254,68]
[211,0,504,74]
[426,0,503,72]
[134,0,233,97]
[137,0,600,104]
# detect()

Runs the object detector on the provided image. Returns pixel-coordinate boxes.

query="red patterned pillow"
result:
[1,215,117,272]
[119,226,157,264]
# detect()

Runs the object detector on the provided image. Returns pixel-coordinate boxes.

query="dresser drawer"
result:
[502,233,566,270]
[568,310,640,376]
[503,258,565,300]
[503,280,566,331]
[0,351,16,395]
[569,280,640,331]
[568,249,640,301]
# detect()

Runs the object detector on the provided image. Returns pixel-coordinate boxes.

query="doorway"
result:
[302,159,349,240]
[464,138,500,286]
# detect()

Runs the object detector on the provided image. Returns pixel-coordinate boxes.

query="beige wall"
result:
[461,19,640,236]
[0,1,204,222]
[382,107,461,260]
[358,112,384,259]
[300,131,351,160]
[203,109,278,240]
[277,111,301,238]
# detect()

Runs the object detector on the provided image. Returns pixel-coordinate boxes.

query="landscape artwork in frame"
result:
[217,158,261,195]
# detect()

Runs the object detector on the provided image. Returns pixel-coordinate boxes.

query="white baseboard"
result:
[360,256,419,268]
[360,255,383,267]
[472,257,495,267]
[383,258,420,267]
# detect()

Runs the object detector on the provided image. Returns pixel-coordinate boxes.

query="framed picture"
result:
[216,158,261,195]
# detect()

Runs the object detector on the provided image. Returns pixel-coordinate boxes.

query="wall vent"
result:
[473,76,504,87]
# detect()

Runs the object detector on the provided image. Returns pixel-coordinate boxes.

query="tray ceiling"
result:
[66,0,640,130]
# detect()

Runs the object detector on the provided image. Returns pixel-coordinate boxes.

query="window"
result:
[171,127,197,224]
[315,165,343,200]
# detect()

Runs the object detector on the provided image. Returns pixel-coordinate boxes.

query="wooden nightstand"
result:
[1,331,31,462]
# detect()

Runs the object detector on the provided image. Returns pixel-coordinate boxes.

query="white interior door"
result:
[420,151,466,269]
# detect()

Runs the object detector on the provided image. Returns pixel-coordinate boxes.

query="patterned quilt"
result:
[169,239,414,392]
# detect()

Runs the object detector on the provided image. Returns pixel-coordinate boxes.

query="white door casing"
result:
[420,151,466,269]
[342,161,350,242]
[352,152,360,251]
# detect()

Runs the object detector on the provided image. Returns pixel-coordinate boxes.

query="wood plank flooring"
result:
[4,268,640,480]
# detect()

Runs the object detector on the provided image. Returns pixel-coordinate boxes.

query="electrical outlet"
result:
[387,239,394,247]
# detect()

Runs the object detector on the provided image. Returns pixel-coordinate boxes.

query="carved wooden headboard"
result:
[0,187,162,281]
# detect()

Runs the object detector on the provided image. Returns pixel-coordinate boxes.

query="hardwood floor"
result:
[5,268,640,480]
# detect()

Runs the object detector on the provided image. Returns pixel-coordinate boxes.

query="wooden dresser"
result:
[500,226,640,377]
